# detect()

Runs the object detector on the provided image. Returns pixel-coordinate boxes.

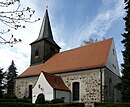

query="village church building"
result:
[15,9,121,105]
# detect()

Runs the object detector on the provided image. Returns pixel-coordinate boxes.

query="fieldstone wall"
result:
[59,69,102,105]
[15,67,121,106]
[15,76,38,98]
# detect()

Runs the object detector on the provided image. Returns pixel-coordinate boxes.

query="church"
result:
[15,9,121,105]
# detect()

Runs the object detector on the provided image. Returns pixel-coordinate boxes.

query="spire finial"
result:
[46,5,48,9]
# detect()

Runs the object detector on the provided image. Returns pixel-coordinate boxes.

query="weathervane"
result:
[46,5,48,9]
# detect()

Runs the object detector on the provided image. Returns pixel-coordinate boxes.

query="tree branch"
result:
[0,0,40,45]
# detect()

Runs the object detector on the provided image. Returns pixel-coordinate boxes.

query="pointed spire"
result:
[37,9,52,41]
[31,9,60,49]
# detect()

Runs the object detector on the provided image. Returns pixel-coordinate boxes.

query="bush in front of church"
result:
[35,94,45,104]
[51,98,64,104]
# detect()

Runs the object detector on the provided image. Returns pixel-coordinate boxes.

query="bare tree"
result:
[81,37,106,46]
[81,38,98,46]
[0,0,40,46]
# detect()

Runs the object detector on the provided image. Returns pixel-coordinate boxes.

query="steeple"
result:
[31,9,60,49]
[30,9,61,66]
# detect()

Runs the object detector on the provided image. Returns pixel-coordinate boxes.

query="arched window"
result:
[28,85,32,99]
[72,82,80,101]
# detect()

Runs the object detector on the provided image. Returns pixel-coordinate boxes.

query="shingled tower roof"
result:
[30,9,60,49]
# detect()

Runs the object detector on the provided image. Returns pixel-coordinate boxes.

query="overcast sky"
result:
[0,0,125,75]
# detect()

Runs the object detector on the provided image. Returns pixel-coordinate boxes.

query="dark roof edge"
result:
[53,66,106,74]
[54,88,71,92]
[17,66,106,79]
[30,38,61,49]
[16,74,39,79]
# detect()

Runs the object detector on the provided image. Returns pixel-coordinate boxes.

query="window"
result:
[113,49,115,55]
[112,64,116,69]
[72,82,80,101]
[113,64,116,69]
[28,85,32,99]
[38,84,41,88]
[50,47,55,52]
[35,49,39,56]
[113,64,114,67]
[109,78,112,97]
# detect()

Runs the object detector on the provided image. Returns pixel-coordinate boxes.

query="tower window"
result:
[35,49,39,56]
[50,47,55,52]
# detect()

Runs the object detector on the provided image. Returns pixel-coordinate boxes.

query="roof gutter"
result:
[16,75,39,79]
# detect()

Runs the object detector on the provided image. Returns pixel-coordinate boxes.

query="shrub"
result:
[3,94,17,99]
[0,102,35,107]
[0,101,84,107]
[63,102,85,107]
[94,103,130,107]
[35,94,45,104]
[0,98,31,103]
[45,100,51,104]
[35,102,84,107]
[51,98,64,104]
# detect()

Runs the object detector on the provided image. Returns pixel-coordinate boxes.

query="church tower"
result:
[30,9,61,66]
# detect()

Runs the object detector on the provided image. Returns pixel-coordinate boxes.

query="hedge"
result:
[0,102,85,107]
[50,98,64,104]
[0,99,31,103]
[94,103,130,107]
[0,102,35,107]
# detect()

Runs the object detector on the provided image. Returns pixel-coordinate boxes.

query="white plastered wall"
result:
[55,90,71,102]
[106,40,120,76]
[32,72,53,103]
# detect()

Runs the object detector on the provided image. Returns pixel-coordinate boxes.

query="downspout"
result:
[100,68,103,103]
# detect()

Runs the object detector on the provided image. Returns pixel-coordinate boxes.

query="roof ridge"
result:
[57,38,113,55]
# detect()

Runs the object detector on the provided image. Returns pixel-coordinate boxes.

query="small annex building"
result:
[32,71,70,103]
[15,9,121,106]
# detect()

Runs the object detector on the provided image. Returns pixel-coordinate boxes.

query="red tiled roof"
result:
[42,71,70,91]
[18,38,112,78]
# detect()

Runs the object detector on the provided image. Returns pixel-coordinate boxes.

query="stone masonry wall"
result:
[59,69,102,105]
[15,76,38,98]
